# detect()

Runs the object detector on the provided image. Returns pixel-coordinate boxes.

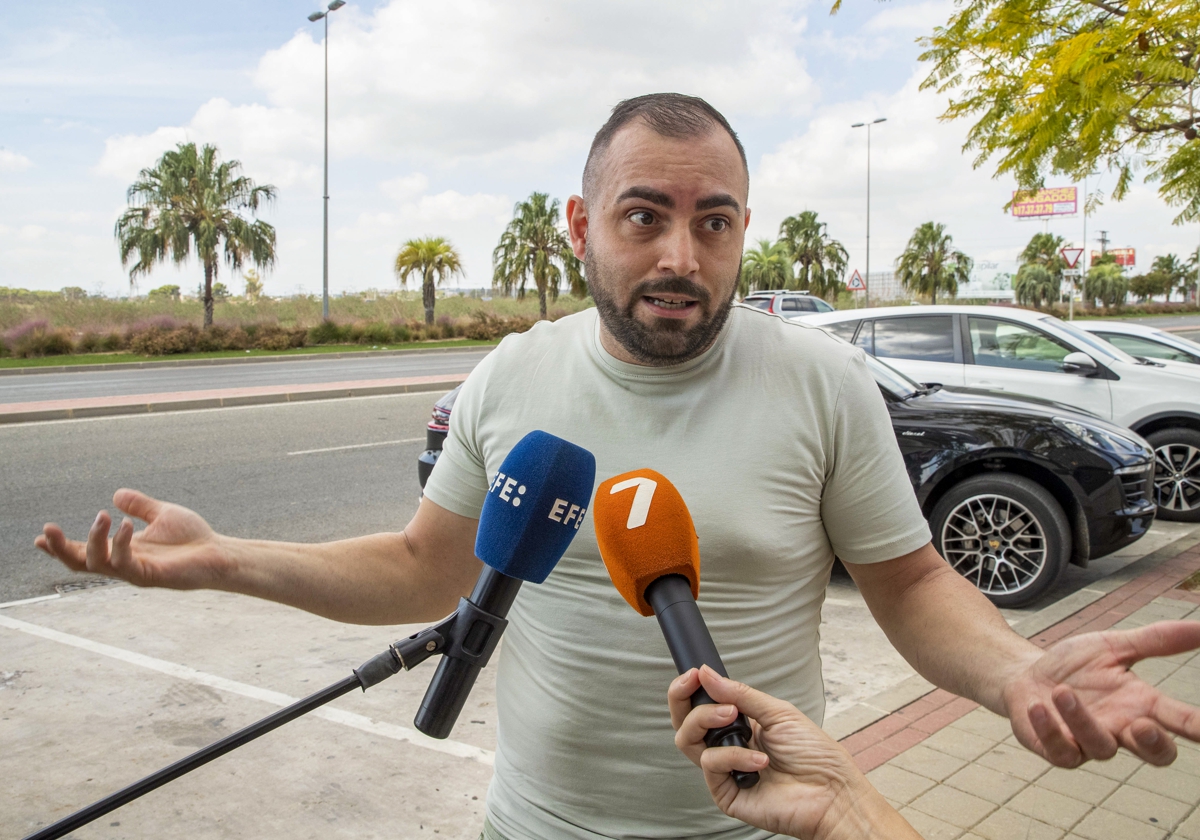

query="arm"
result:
[36,488,482,625]
[848,543,1200,768]
[670,667,922,840]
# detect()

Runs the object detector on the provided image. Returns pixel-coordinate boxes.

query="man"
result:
[39,94,1200,840]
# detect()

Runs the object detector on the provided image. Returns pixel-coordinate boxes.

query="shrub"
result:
[129,325,200,356]
[75,332,105,353]
[4,319,76,358]
[253,325,307,351]
[308,320,350,345]
[357,321,393,345]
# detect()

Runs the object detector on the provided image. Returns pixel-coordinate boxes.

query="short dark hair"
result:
[582,93,748,198]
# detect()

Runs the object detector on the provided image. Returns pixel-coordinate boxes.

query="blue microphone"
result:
[414,430,595,738]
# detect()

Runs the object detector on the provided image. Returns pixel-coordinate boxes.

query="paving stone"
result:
[971,807,1064,840]
[1085,749,1143,782]
[909,784,997,829]
[1175,806,1200,840]
[1172,742,1200,776]
[949,708,1012,742]
[1006,785,1091,831]
[1137,599,1197,620]
[1173,663,1200,686]
[1035,767,1119,805]
[1072,808,1167,840]
[889,745,968,783]
[1130,657,1179,685]
[1101,784,1192,829]
[1127,763,1200,804]
[976,744,1053,783]
[922,727,998,762]
[866,764,935,805]
[944,763,1028,806]
[1154,675,1200,704]
[898,806,964,840]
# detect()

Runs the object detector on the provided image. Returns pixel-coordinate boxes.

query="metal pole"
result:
[322,12,330,321]
[865,123,871,308]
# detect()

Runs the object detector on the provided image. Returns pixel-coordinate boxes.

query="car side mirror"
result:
[1061,352,1098,376]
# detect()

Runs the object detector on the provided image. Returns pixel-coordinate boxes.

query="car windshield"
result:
[1152,328,1200,353]
[1041,317,1138,363]
[862,353,922,399]
[742,298,773,310]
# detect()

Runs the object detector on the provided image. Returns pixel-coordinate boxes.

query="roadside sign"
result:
[1092,248,1135,267]
[846,270,867,291]
[1013,187,1078,218]
[1062,268,1082,278]
[1060,247,1084,269]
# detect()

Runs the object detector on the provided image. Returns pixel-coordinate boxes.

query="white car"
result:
[795,305,1200,522]
[1073,320,1200,366]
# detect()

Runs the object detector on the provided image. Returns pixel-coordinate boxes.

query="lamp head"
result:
[851,122,865,128]
[328,0,346,9]
[308,11,325,20]
[873,117,887,124]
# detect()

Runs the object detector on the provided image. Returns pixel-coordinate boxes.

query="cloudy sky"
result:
[3,0,1197,298]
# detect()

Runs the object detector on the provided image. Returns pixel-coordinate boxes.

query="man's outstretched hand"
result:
[1004,620,1200,768]
[36,489,230,590]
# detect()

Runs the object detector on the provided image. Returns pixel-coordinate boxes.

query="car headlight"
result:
[1053,417,1151,459]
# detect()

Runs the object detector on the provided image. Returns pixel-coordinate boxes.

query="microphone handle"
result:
[414,567,523,739]
[645,575,760,789]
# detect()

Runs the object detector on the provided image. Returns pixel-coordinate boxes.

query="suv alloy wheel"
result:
[930,474,1071,607]
[1147,428,1200,522]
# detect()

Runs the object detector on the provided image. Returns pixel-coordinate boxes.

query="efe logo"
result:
[489,471,587,529]
[489,472,527,506]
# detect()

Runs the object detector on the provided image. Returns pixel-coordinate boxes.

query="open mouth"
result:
[643,296,698,315]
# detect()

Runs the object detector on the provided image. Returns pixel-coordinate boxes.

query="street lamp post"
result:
[851,118,886,307]
[308,0,346,321]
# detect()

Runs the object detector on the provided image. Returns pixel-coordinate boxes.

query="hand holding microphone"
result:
[593,468,759,789]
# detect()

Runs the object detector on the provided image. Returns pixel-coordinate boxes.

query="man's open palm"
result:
[36,489,229,590]
[1006,621,1200,768]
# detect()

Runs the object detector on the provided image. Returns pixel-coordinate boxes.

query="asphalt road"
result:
[0,393,439,601]
[0,349,490,405]
[1116,313,1200,329]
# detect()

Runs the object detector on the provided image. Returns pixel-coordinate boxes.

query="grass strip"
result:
[0,339,498,370]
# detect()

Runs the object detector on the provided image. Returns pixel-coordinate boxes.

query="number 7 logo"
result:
[608,476,658,529]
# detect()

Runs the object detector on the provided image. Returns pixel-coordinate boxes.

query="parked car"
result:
[1073,320,1200,366]
[417,353,1155,607]
[740,290,836,315]
[797,305,1200,522]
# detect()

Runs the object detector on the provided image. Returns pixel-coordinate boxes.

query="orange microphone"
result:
[594,469,759,789]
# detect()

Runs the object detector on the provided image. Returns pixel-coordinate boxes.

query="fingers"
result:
[1027,699,1084,768]
[675,702,742,765]
[1053,686,1118,761]
[85,511,113,574]
[669,669,702,731]
[114,489,164,523]
[1151,695,1200,743]
[696,665,809,729]
[1123,718,1177,766]
[699,745,770,778]
[37,523,89,571]
[108,517,138,579]
[1110,621,1200,667]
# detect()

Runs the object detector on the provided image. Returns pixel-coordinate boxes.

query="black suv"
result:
[417,357,1155,607]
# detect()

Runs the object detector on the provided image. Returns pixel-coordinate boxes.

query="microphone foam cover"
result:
[594,469,699,616]
[476,430,596,583]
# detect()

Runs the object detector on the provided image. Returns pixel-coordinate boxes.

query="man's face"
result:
[566,120,750,366]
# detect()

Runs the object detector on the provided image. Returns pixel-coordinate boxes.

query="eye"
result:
[704,217,730,232]
[628,211,655,227]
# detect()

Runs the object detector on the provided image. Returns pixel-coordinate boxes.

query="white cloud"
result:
[0,149,33,172]
[17,225,47,241]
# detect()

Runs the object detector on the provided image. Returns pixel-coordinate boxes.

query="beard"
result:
[585,248,740,366]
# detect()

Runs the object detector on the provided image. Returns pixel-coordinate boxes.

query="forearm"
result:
[216,531,480,625]
[853,547,1041,716]
[820,783,923,840]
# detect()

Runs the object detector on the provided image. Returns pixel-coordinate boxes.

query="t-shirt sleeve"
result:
[420,356,494,520]
[821,351,931,564]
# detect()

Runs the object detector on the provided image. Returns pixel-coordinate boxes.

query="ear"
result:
[744,207,751,231]
[566,195,588,260]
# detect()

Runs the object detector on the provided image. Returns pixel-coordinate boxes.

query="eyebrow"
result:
[615,187,742,214]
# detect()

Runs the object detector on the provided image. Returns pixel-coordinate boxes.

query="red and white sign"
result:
[1091,248,1135,267]
[846,270,867,291]
[1060,247,1084,269]
[1012,187,1078,218]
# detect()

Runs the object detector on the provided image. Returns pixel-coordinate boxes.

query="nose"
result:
[657,223,700,278]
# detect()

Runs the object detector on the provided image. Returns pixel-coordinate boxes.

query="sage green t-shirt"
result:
[423,305,931,840]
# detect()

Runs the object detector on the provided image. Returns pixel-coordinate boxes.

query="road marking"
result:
[288,437,424,456]
[0,593,61,609]
[0,613,493,765]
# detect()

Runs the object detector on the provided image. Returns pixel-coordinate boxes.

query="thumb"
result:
[114,489,165,524]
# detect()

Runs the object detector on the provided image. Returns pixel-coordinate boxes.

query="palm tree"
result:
[777,211,848,300]
[394,237,465,325]
[1084,262,1129,308]
[1019,232,1066,281]
[1013,263,1060,307]
[1151,254,1190,300]
[895,222,972,304]
[115,142,276,328]
[493,193,584,320]
[739,239,794,296]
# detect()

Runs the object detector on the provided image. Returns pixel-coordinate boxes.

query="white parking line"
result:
[0,593,61,609]
[0,613,493,765]
[288,437,424,456]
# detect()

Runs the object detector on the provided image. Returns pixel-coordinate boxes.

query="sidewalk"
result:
[838,543,1200,839]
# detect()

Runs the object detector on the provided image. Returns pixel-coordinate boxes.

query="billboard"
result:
[1091,248,1135,267]
[1012,187,1078,218]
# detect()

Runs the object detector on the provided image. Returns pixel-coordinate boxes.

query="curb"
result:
[0,344,493,377]
[0,377,466,424]
[822,524,1200,742]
